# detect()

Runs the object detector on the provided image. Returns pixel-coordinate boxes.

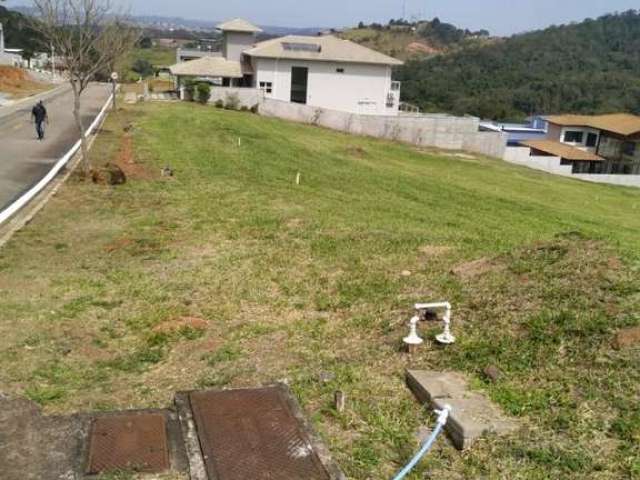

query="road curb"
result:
[0,93,113,249]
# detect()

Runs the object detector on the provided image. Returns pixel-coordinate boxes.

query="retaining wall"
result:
[503,147,573,176]
[258,98,507,158]
[503,147,640,187]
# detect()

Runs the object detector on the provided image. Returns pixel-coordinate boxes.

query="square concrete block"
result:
[406,370,519,450]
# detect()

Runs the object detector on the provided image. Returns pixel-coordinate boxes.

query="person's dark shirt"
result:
[32,104,47,123]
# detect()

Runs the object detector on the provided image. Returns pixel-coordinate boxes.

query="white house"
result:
[170,18,403,115]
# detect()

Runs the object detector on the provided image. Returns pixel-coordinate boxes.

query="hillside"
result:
[0,102,638,479]
[341,18,492,61]
[0,5,43,57]
[397,10,640,120]
[0,66,50,100]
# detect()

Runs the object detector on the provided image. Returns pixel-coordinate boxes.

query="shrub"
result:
[224,93,240,110]
[131,58,154,77]
[214,99,224,108]
[196,82,211,104]
[250,104,259,114]
[183,81,195,102]
[240,106,249,112]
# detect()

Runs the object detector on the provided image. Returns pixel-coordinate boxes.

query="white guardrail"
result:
[0,93,114,226]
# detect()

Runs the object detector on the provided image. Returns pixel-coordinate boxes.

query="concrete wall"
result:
[503,147,573,175]
[258,98,507,157]
[504,146,640,186]
[573,174,640,187]
[208,87,264,108]
[252,58,399,116]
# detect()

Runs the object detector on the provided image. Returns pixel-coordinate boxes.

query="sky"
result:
[5,0,640,36]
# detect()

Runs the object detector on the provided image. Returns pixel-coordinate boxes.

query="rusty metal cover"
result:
[86,412,170,474]
[190,386,331,480]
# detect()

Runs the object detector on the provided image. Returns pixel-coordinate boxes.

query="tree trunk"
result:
[71,81,90,174]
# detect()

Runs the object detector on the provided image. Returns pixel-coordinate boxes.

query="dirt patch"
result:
[104,237,135,253]
[452,257,502,280]
[612,326,640,350]
[406,42,439,55]
[345,146,367,158]
[153,316,209,335]
[0,67,51,98]
[114,134,155,180]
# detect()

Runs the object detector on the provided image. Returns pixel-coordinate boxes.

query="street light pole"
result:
[51,43,55,80]
[110,72,118,110]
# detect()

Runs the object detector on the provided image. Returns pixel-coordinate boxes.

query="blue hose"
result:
[391,406,450,480]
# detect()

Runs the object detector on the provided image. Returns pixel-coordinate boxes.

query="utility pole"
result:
[50,43,55,80]
[110,72,118,110]
[402,0,407,20]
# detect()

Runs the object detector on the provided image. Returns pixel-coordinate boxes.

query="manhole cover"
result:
[190,386,331,480]
[86,412,170,474]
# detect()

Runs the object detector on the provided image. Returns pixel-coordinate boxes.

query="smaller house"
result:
[518,113,640,174]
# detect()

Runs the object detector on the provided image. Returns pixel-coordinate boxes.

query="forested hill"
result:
[0,6,43,56]
[396,10,640,121]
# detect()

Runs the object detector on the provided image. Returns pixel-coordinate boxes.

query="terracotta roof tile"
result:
[244,35,403,66]
[521,140,604,161]
[545,114,640,137]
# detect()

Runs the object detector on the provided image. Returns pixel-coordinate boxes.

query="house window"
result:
[386,93,395,108]
[586,133,598,147]
[336,68,345,73]
[623,141,636,156]
[564,131,584,143]
[391,81,401,91]
[259,81,273,94]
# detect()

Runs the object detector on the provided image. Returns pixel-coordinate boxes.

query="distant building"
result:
[518,114,640,174]
[480,117,548,146]
[169,18,403,115]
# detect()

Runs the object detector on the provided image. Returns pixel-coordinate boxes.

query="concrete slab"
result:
[406,370,519,450]
[0,396,89,480]
[0,395,189,480]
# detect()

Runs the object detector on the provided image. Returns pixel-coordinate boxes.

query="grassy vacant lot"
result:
[1,102,639,479]
[121,46,176,81]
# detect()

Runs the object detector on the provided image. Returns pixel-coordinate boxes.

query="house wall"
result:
[258,97,507,157]
[224,32,256,62]
[559,126,600,152]
[252,58,399,116]
[208,87,264,108]
[547,123,563,141]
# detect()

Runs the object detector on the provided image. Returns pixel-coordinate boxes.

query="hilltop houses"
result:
[170,18,403,115]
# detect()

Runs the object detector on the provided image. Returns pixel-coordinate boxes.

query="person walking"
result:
[31,100,48,141]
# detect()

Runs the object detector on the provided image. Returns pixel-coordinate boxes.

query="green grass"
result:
[120,46,176,81]
[0,102,639,479]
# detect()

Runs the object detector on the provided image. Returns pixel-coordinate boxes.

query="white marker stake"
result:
[296,172,301,185]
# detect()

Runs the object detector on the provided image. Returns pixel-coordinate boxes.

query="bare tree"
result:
[31,0,138,174]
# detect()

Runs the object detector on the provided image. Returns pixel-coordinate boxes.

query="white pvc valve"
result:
[435,310,456,345]
[403,315,424,346]
[435,404,452,426]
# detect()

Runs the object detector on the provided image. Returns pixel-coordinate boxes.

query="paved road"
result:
[0,84,111,212]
